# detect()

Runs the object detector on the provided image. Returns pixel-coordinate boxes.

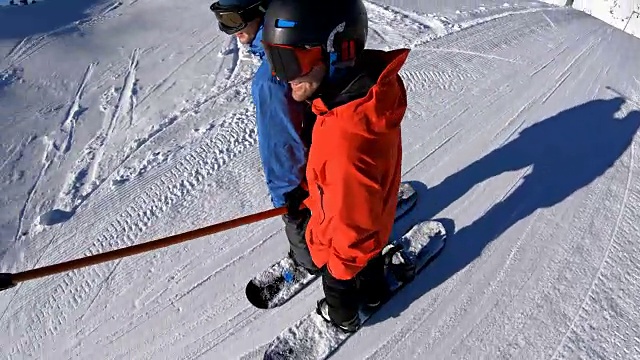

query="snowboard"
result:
[245,182,419,310]
[262,219,447,360]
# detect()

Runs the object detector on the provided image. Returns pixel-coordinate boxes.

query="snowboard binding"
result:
[382,243,416,283]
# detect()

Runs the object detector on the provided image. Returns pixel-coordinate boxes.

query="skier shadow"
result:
[369,96,640,326]
[0,0,106,42]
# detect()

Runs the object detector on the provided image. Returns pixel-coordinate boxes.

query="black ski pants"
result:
[322,253,386,324]
[283,209,386,324]
[282,208,318,273]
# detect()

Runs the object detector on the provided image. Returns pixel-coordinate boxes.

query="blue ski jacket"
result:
[248,26,310,207]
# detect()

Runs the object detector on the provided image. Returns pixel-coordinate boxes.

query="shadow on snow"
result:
[0,0,107,42]
[371,96,640,326]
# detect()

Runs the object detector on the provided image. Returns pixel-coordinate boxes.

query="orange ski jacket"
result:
[303,48,410,280]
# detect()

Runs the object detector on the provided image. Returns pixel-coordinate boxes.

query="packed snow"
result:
[1,0,640,359]
[542,0,640,37]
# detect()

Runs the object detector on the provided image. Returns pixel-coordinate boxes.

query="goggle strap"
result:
[210,0,266,30]
[340,40,357,62]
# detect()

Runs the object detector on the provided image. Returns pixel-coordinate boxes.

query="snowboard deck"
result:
[245,181,419,310]
[262,219,447,360]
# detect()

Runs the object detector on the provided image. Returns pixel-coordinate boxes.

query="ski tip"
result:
[245,281,271,309]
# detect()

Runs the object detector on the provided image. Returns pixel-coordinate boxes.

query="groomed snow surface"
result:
[1,0,640,359]
[541,0,640,38]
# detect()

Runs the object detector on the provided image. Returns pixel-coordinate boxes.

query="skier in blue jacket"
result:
[210,0,318,274]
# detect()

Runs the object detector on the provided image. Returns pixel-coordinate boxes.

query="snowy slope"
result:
[1,0,640,359]
[543,0,640,37]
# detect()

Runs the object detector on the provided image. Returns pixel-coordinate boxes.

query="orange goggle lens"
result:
[262,42,323,82]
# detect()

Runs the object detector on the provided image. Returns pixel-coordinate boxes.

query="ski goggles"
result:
[262,42,324,82]
[209,1,265,35]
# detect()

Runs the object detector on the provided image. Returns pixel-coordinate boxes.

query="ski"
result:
[263,219,447,360]
[245,181,419,309]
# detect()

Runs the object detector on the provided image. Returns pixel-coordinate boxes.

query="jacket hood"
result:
[312,48,410,134]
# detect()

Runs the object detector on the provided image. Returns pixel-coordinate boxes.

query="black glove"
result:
[283,185,309,219]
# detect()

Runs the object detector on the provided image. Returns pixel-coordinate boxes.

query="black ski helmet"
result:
[262,0,368,80]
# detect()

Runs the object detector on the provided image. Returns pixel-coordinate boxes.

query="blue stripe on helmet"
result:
[275,19,297,28]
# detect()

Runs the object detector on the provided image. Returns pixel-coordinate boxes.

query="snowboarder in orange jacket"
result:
[262,0,411,332]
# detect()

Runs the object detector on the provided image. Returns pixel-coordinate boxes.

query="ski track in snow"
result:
[0,136,61,325]
[361,11,577,359]
[89,47,140,182]
[0,13,254,350]
[0,0,445,354]
[19,62,98,232]
[551,142,634,359]
[2,1,123,72]
[61,62,96,156]
[12,134,60,247]
[50,48,140,218]
[1,53,261,357]
[2,1,640,359]
[53,38,240,219]
[250,7,639,360]
[108,39,249,186]
[352,11,640,360]
[137,36,222,107]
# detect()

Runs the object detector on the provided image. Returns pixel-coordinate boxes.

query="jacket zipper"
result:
[317,184,326,224]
